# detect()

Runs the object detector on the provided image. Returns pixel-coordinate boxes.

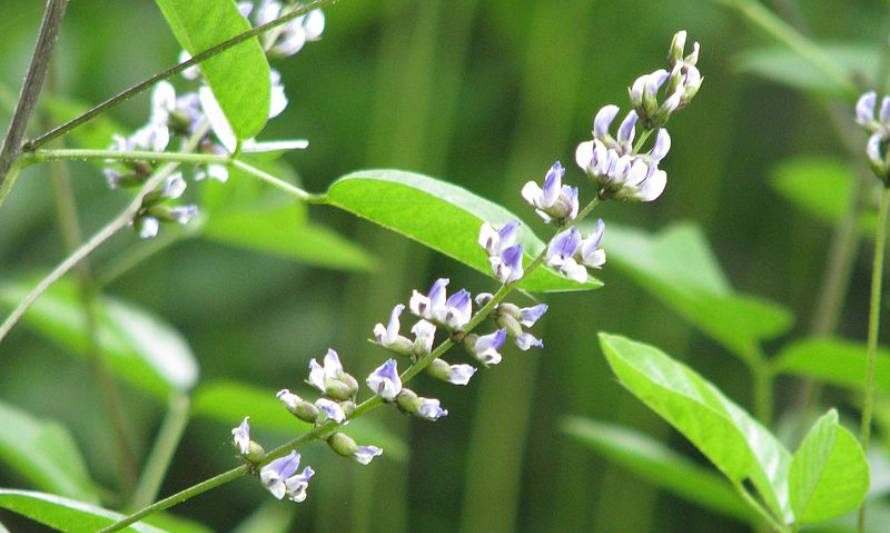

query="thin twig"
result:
[0,0,69,191]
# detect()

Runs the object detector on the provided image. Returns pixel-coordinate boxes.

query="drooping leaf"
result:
[733,43,880,97]
[601,222,793,363]
[324,169,600,292]
[0,401,99,502]
[789,409,869,524]
[599,333,793,524]
[154,0,270,140]
[771,338,890,394]
[0,278,199,399]
[191,380,407,461]
[770,156,877,233]
[560,416,755,522]
[0,490,167,533]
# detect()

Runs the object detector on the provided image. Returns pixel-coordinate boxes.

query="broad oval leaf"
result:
[324,169,601,292]
[0,401,99,502]
[770,156,878,233]
[560,416,755,522]
[0,278,199,399]
[789,409,869,524]
[191,380,407,461]
[155,0,270,140]
[771,338,890,394]
[600,222,793,363]
[733,43,879,97]
[0,490,167,533]
[599,333,793,524]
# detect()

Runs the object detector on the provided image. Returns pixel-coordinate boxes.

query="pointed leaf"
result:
[0,278,199,399]
[191,380,407,461]
[599,333,793,524]
[154,0,270,140]
[601,222,793,363]
[789,409,869,523]
[771,338,890,394]
[0,490,167,533]
[561,416,755,522]
[325,169,600,292]
[0,401,99,502]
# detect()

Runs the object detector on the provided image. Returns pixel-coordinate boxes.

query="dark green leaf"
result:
[191,380,407,461]
[599,333,792,523]
[601,223,793,363]
[771,338,890,394]
[789,409,869,523]
[0,401,99,502]
[325,169,600,292]
[0,278,199,399]
[0,490,166,533]
[155,0,270,139]
[561,416,755,522]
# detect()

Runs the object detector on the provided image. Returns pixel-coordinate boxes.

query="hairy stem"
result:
[101,197,600,531]
[858,185,890,531]
[22,0,341,152]
[0,0,69,191]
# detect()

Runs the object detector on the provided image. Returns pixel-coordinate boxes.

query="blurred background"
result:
[1,0,889,531]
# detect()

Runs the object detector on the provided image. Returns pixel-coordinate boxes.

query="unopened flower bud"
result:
[496,313,524,338]
[669,30,687,65]
[396,388,448,420]
[277,389,320,423]
[427,358,476,386]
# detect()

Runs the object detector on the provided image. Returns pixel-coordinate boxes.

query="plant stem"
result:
[128,393,191,511]
[97,221,202,287]
[29,148,230,165]
[231,160,326,203]
[858,185,890,531]
[102,198,601,530]
[0,0,69,191]
[733,482,788,533]
[22,0,341,152]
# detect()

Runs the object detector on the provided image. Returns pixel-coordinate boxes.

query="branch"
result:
[0,0,69,190]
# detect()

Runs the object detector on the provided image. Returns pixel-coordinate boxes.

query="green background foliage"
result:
[1,0,889,531]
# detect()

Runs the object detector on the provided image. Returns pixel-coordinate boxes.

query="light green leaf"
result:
[789,409,869,524]
[324,169,600,292]
[599,333,793,524]
[560,416,755,522]
[0,278,199,399]
[155,0,270,140]
[734,43,880,97]
[231,502,294,533]
[770,156,877,233]
[771,338,890,394]
[0,489,167,533]
[0,401,99,502]
[191,380,407,461]
[601,223,793,363]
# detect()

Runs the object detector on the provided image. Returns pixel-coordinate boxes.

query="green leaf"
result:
[734,43,880,97]
[231,502,294,533]
[599,333,793,524]
[0,278,199,399]
[770,156,877,233]
[154,0,270,140]
[191,380,407,461]
[771,338,890,394]
[560,416,755,522]
[789,409,869,524]
[0,489,167,533]
[324,169,600,292]
[601,222,793,363]
[0,401,99,502]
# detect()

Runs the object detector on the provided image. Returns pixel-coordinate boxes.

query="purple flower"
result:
[366,359,402,401]
[373,304,413,354]
[410,319,436,356]
[409,278,449,321]
[416,397,448,420]
[579,219,606,268]
[479,221,525,283]
[260,451,315,502]
[315,398,346,424]
[232,417,251,455]
[518,303,548,328]
[307,348,345,393]
[478,220,519,256]
[354,445,383,465]
[546,227,588,282]
[473,328,507,366]
[276,389,303,412]
[443,289,472,329]
[521,161,580,223]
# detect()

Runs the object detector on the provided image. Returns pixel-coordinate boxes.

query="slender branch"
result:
[101,197,602,531]
[97,221,202,288]
[28,148,230,165]
[231,159,325,203]
[128,393,191,511]
[857,185,890,531]
[0,0,69,190]
[23,0,341,152]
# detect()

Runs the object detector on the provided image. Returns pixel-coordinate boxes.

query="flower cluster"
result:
[106,0,325,238]
[574,31,700,202]
[855,91,890,182]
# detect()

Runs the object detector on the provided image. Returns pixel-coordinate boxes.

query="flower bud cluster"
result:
[855,91,890,183]
[631,30,702,129]
[105,0,326,238]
